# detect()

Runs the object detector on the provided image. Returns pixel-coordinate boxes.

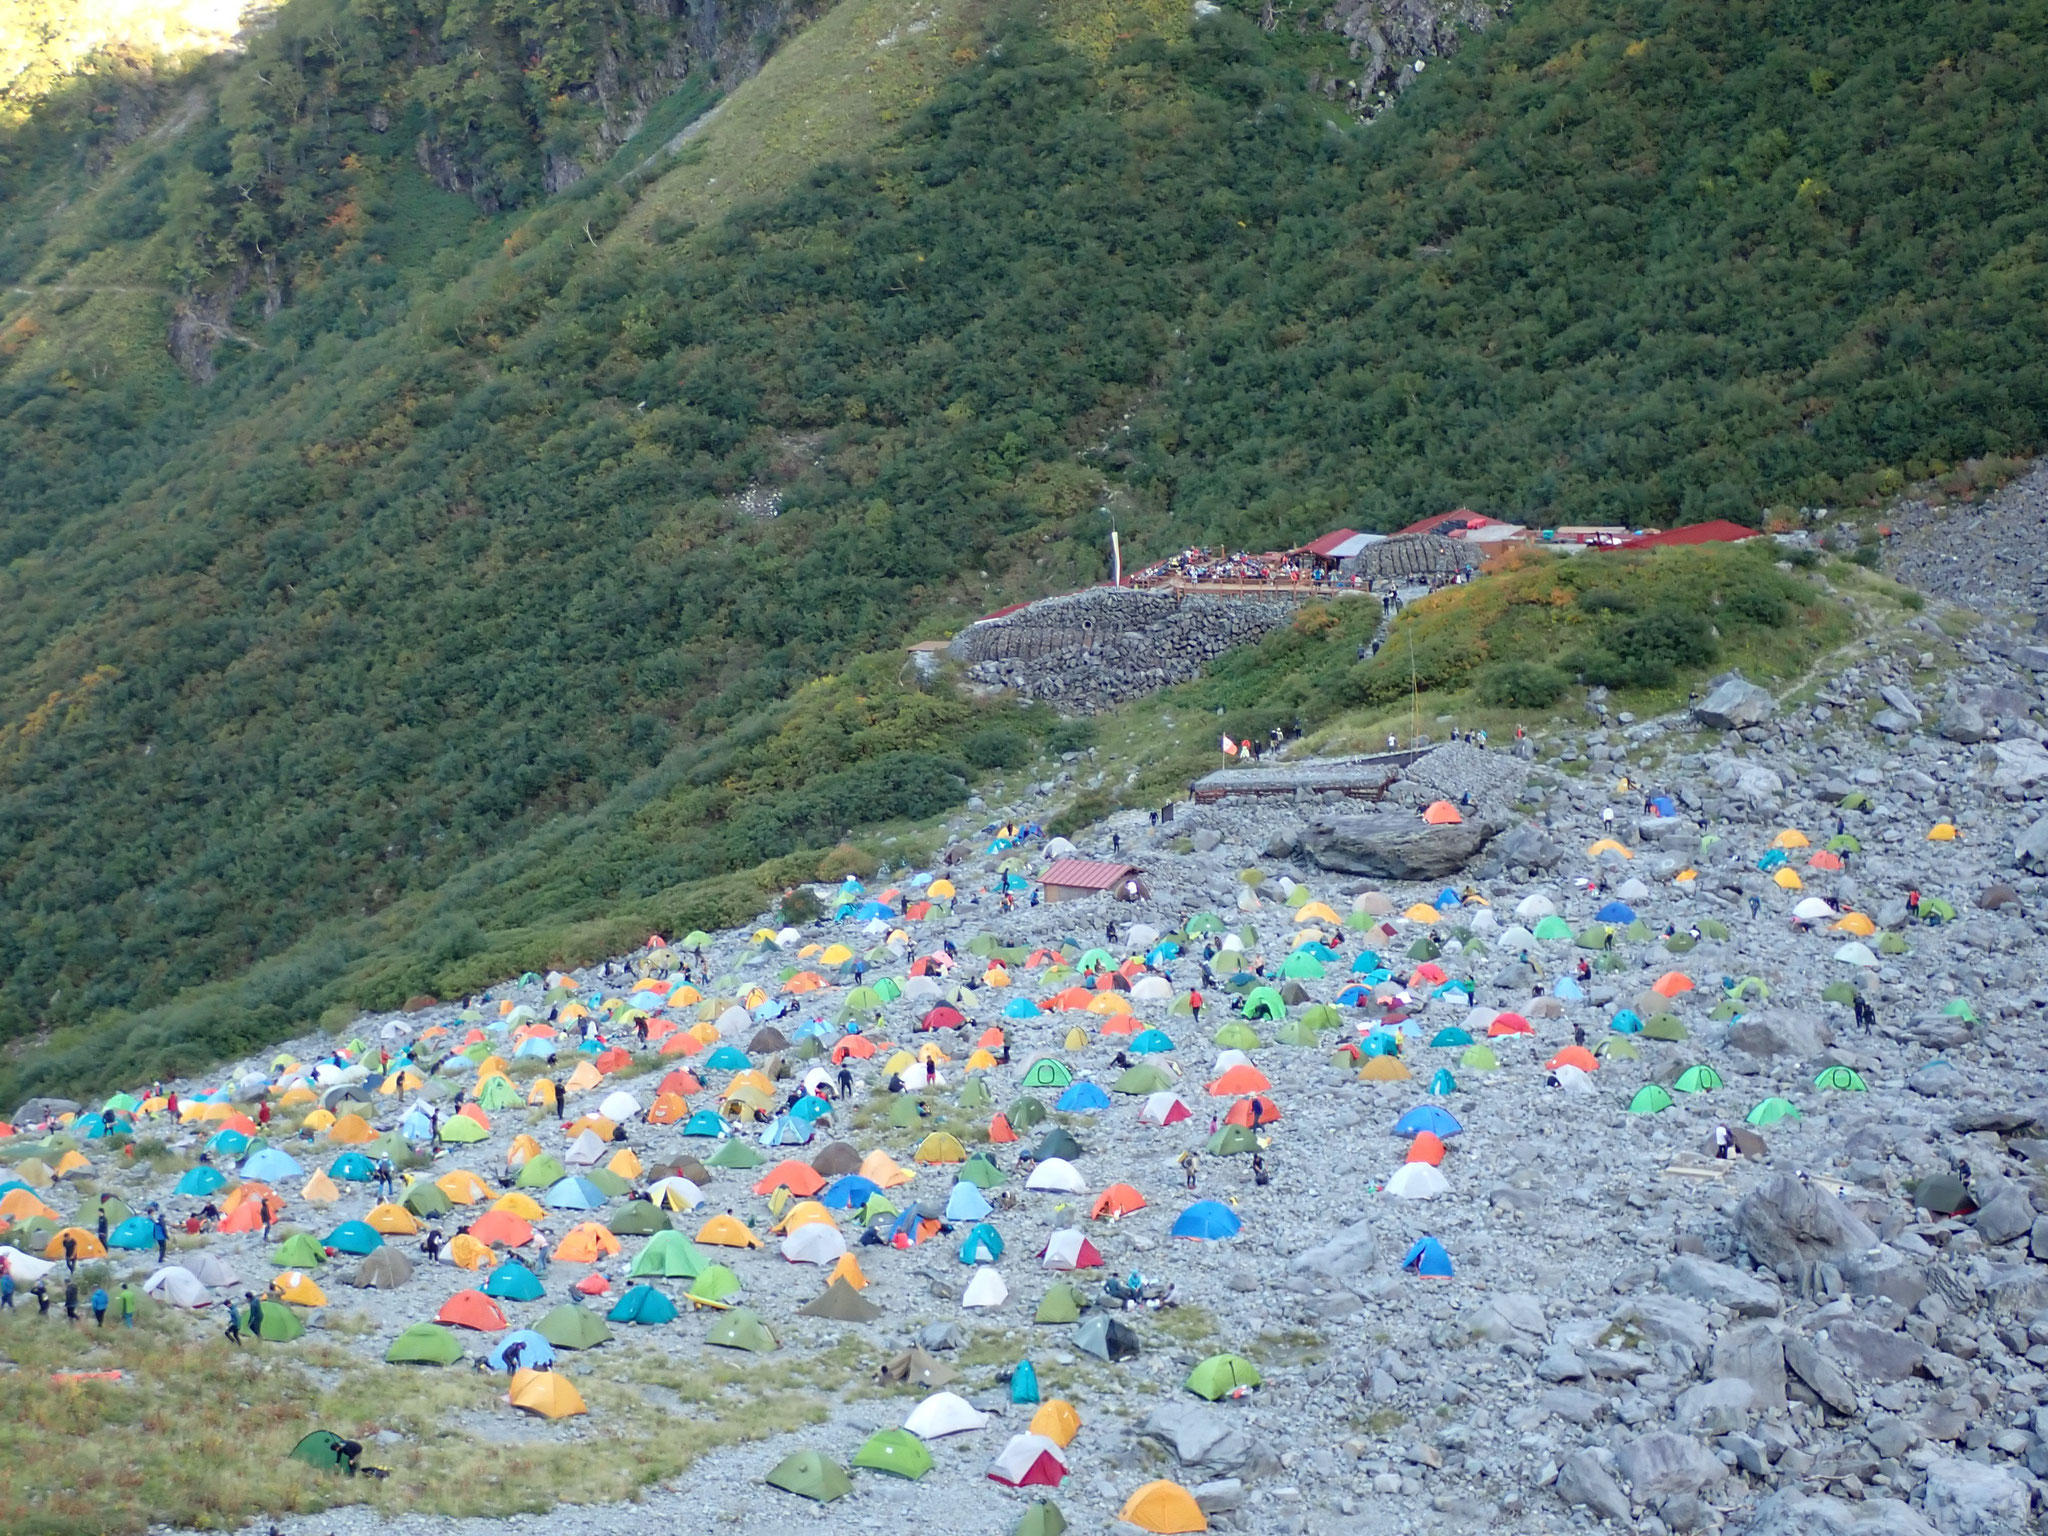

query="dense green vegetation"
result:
[0,0,2041,1099]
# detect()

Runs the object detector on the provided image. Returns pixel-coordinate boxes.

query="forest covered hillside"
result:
[0,0,2044,1099]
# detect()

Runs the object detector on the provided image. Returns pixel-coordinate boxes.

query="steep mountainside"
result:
[0,0,2044,1099]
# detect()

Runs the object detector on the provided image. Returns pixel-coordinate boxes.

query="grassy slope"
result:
[0,0,2040,1102]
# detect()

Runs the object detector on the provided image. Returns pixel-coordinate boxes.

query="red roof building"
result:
[1297,528,1362,558]
[1610,520,1758,551]
[1393,509,1525,541]
[1037,860,1146,904]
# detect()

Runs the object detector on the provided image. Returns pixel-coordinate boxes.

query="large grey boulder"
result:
[10,1097,79,1126]
[1616,1430,1721,1498]
[1939,702,1988,744]
[1300,814,1500,880]
[1555,1450,1632,1522]
[1695,675,1776,730]
[1988,739,2048,792]
[1710,1322,1787,1406]
[1140,1404,1258,1472]
[1663,1256,1782,1317]
[1822,1320,1928,1383]
[1922,1455,2030,1533]
[1728,1010,1832,1060]
[1736,1173,1879,1270]
[1783,1334,1858,1414]
[1741,1490,1938,1536]
[1972,1183,2036,1246]
[2017,817,2048,874]
[1492,822,1561,869]
[1285,1216,1378,1297]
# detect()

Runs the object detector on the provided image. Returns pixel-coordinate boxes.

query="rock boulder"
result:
[1300,814,1501,880]
[1694,675,1777,730]
[1736,1172,1879,1270]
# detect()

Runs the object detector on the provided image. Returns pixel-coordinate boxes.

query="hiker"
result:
[118,1284,137,1328]
[1179,1151,1198,1192]
[422,1228,444,1263]
[1713,1124,1733,1161]
[64,1279,79,1322]
[257,1099,271,1127]
[1189,990,1203,1025]
[837,1066,854,1098]
[91,1285,108,1328]
[377,1158,395,1201]
[96,1200,109,1245]
[500,1337,525,1373]
[62,1231,77,1272]
[246,1292,264,1339]
[0,1269,13,1310]
[336,1439,364,1476]
[1748,895,1762,920]
[154,1213,169,1264]
[1907,888,1921,918]
[1252,1153,1269,1187]
[31,1281,49,1316]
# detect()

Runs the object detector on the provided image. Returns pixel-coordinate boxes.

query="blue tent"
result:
[759,1114,815,1146]
[1647,795,1676,817]
[1172,1201,1242,1240]
[1553,978,1584,1001]
[1145,943,1181,966]
[1003,997,1043,1019]
[107,1216,157,1250]
[486,1264,545,1301]
[789,1096,835,1123]
[944,1182,992,1221]
[242,1147,302,1181]
[1350,951,1386,974]
[1434,887,1461,911]
[1130,1029,1175,1054]
[1610,1010,1643,1034]
[78,1117,107,1140]
[1595,901,1637,925]
[400,1108,435,1141]
[175,1165,226,1197]
[206,1128,251,1156]
[1012,1359,1039,1404]
[1055,1083,1110,1113]
[1362,1031,1400,1057]
[681,1110,725,1137]
[821,1176,882,1211]
[1296,942,1337,962]
[1401,1236,1454,1277]
[485,1329,556,1372]
[958,1222,1004,1264]
[608,1284,679,1325]
[1393,1105,1462,1139]
[515,1037,554,1059]
[1428,1068,1457,1096]
[546,1176,610,1210]
[1432,980,1474,999]
[704,1046,751,1072]
[325,1220,385,1255]
[1428,1028,1472,1048]
[328,1152,375,1181]
[850,901,896,921]
[888,1205,933,1246]
[1337,986,1372,1007]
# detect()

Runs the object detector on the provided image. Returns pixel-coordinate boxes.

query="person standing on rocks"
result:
[153,1212,168,1265]
[1180,1151,1198,1192]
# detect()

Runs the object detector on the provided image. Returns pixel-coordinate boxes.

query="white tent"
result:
[1130,976,1173,1002]
[1382,1163,1447,1200]
[716,1005,752,1035]
[0,1246,54,1283]
[1515,893,1557,920]
[563,1129,609,1166]
[905,1390,990,1438]
[1138,1093,1191,1127]
[598,1091,642,1123]
[1834,941,1879,968]
[898,1061,942,1090]
[645,1177,703,1211]
[1461,1007,1498,1034]
[1218,934,1244,953]
[1235,889,1260,912]
[781,1224,847,1265]
[987,1433,1070,1487]
[1551,1064,1594,1093]
[961,1268,1009,1309]
[1126,924,1161,951]
[1039,1229,1101,1269]
[775,927,803,947]
[1617,878,1650,901]
[800,1067,834,1096]
[1210,1050,1251,1074]
[1793,896,1834,920]
[143,1265,213,1307]
[1026,1159,1086,1194]
[185,1252,239,1288]
[902,975,942,1000]
[1497,924,1537,949]
[1469,908,1499,933]
[1041,837,1077,860]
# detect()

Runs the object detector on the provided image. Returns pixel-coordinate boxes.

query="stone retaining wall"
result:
[948,587,1304,712]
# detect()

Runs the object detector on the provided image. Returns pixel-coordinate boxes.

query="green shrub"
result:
[1044,719,1096,754]
[778,887,823,925]
[1476,661,1568,709]
[1048,792,1114,838]
[964,725,1033,770]
[1578,589,1638,615]
[815,843,878,882]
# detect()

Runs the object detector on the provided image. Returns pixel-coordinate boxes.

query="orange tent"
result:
[1486,1013,1533,1037]
[753,1161,825,1198]
[0,1189,58,1222]
[1545,1045,1598,1073]
[1047,988,1096,1012]
[1206,1065,1270,1097]
[648,1093,689,1125]
[507,1134,543,1169]
[1422,800,1464,825]
[470,1210,536,1248]
[659,1032,702,1057]
[573,1272,609,1295]
[1222,1096,1281,1127]
[1409,962,1447,985]
[221,1181,278,1213]
[1405,1132,1446,1166]
[696,1214,762,1248]
[658,1070,703,1097]
[1807,850,1844,872]
[594,1047,631,1073]
[218,1196,284,1232]
[828,1253,869,1290]
[448,1233,496,1271]
[1651,972,1695,998]
[43,1227,106,1260]
[1097,1016,1140,1037]
[781,972,825,994]
[1090,1183,1147,1219]
[859,1151,913,1188]
[988,1114,1018,1144]
[457,1103,491,1131]
[553,1222,623,1263]
[832,1037,877,1063]
[977,1027,1007,1049]
[327,1113,376,1144]
[436,1290,509,1331]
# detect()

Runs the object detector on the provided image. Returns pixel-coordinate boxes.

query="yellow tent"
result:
[928,879,956,900]
[983,965,1011,987]
[916,1043,951,1065]
[914,1131,966,1165]
[476,1055,510,1078]
[1063,1027,1089,1051]
[883,1051,917,1078]
[820,944,855,966]
[380,1069,425,1095]
[966,1049,998,1072]
[1119,1481,1207,1534]
[507,1134,543,1168]
[301,1108,336,1132]
[1832,912,1876,936]
[299,1171,342,1204]
[278,1086,317,1108]
[668,985,701,1006]
[1771,829,1810,849]
[1295,901,1340,926]
[564,1115,617,1141]
[1359,1056,1410,1082]
[366,1202,420,1235]
[774,1201,836,1234]
[1402,905,1440,925]
[696,1214,762,1248]
[184,1102,235,1123]
[1287,929,1325,949]
[829,1253,869,1290]
[1586,838,1633,859]
[53,1150,91,1178]
[526,1079,558,1108]
[740,986,769,1010]
[448,1233,496,1270]
[272,1271,326,1306]
[11,1158,52,1188]
[328,1113,376,1144]
[727,1069,776,1100]
[860,1151,912,1189]
[436,1170,492,1205]
[1030,1399,1082,1447]
[1773,868,1804,890]
[1086,994,1132,1016]
[492,1191,545,1220]
[607,1149,644,1180]
[1927,822,1958,841]
[564,1061,605,1094]
[509,1368,586,1419]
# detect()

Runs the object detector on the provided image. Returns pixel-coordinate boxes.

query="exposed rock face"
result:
[950,588,1301,713]
[1316,0,1503,106]
[1736,1173,1879,1270]
[1694,674,1778,730]
[1299,811,1502,879]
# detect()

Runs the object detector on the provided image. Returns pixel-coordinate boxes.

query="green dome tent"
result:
[1020,1059,1073,1090]
[1212,1022,1262,1050]
[1458,1045,1499,1071]
[1015,1503,1067,1536]
[402,1182,452,1216]
[516,1154,567,1189]
[1206,1124,1258,1155]
[609,1202,671,1237]
[1628,1085,1675,1115]
[958,1156,1005,1189]
[687,1265,743,1307]
[271,1234,326,1268]
[1641,1017,1688,1043]
[629,1231,708,1279]
[254,1302,307,1341]
[707,1140,765,1170]
[1814,1066,1867,1091]
[1673,1065,1722,1093]
[535,1304,613,1349]
[1035,1282,1086,1324]
[1747,1097,1801,1125]
[385,1322,464,1365]
[1241,987,1286,1021]
[288,1430,358,1474]
[852,1428,933,1480]
[1532,915,1572,941]
[1186,1353,1263,1400]
[1114,1064,1175,1094]
[765,1449,851,1503]
[707,1308,778,1353]
[1007,1098,1049,1131]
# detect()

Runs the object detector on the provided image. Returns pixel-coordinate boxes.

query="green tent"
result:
[1709,1001,1739,1021]
[1815,1066,1867,1091]
[1532,915,1573,941]
[958,1156,1005,1189]
[1283,886,1312,908]
[1820,981,1858,1005]
[1624,920,1652,943]
[1919,897,1957,923]
[1458,1045,1499,1071]
[957,1078,992,1108]
[1036,1127,1084,1162]
[1242,987,1286,1021]
[843,987,885,1015]
[707,1141,765,1170]
[402,1181,453,1216]
[1279,952,1324,980]
[1877,933,1909,955]
[609,1202,671,1237]
[873,977,903,1003]
[1186,1353,1263,1401]
[437,1116,487,1144]
[1663,934,1696,954]
[1206,1124,1258,1155]
[1642,1017,1689,1043]
[1114,1064,1175,1094]
[1942,999,1977,1021]
[887,1096,923,1129]
[1747,1097,1801,1125]
[852,1428,933,1480]
[1212,1022,1262,1051]
[1730,977,1769,1001]
[687,1264,743,1307]
[1007,1098,1049,1131]
[385,1322,464,1365]
[1015,1502,1067,1536]
[1627,1085,1674,1115]
[1020,1059,1074,1090]
[1274,1019,1322,1047]
[629,1231,708,1279]
[1698,918,1730,940]
[535,1304,613,1349]
[765,1449,851,1503]
[253,1302,307,1341]
[1575,925,1613,949]
[707,1308,778,1353]
[288,1430,356,1474]
[1035,1282,1087,1324]
[1185,913,1224,935]
[856,1194,900,1224]
[516,1154,567,1189]
[475,1076,524,1111]
[1673,1065,1722,1093]
[583,1168,631,1198]
[271,1234,326,1268]
[1405,938,1439,960]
